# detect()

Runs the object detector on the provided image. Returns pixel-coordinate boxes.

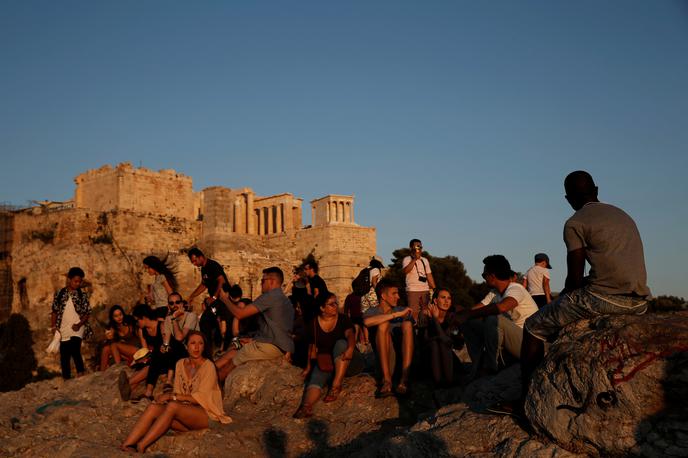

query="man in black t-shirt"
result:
[187,248,230,352]
[304,260,328,302]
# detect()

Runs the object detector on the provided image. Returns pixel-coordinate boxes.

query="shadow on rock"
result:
[634,351,688,457]
[263,427,288,458]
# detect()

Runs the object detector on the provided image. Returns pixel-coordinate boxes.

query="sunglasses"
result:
[168,300,183,305]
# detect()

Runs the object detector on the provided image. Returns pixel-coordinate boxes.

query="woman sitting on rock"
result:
[120,331,231,453]
[293,292,359,418]
[100,304,140,371]
[119,304,174,401]
[422,288,461,387]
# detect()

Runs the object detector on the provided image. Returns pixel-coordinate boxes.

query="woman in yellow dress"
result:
[120,331,231,453]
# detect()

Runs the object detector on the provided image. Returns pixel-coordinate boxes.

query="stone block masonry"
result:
[2,163,376,331]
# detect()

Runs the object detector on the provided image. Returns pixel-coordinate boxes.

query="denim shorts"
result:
[306,339,348,390]
[524,286,648,342]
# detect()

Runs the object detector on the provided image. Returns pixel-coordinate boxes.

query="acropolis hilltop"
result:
[0,162,376,327]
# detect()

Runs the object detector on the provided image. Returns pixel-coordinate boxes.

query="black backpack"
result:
[351,267,371,296]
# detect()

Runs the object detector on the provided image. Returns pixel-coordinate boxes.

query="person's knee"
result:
[377,321,390,334]
[333,339,348,358]
[401,321,413,334]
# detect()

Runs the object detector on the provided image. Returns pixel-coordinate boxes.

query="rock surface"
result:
[0,356,575,457]
[5,313,685,457]
[526,311,688,456]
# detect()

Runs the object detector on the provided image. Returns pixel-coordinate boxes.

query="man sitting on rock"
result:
[215,267,294,384]
[363,280,414,397]
[493,170,651,417]
[456,255,538,380]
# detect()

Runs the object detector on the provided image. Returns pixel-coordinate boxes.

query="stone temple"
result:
[0,162,376,328]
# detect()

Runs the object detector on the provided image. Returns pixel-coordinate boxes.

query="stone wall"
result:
[74,163,195,220]
[2,163,377,332]
[0,211,13,321]
[7,207,201,329]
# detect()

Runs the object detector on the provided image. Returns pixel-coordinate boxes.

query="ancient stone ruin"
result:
[0,162,376,331]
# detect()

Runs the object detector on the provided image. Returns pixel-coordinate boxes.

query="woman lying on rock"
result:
[120,331,231,453]
[293,292,360,418]
[100,304,140,371]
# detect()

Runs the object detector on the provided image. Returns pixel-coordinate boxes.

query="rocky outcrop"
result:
[526,311,688,456]
[4,313,685,457]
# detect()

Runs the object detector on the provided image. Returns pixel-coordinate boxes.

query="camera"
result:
[418,276,427,283]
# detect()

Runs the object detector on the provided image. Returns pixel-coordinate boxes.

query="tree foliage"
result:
[385,248,488,309]
[648,295,687,312]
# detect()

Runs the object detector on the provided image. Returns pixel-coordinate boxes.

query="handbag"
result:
[314,319,334,372]
[47,331,61,354]
[360,287,379,314]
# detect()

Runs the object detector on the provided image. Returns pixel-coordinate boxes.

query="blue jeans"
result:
[306,339,348,390]
[525,286,648,342]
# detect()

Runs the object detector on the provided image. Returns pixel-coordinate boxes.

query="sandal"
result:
[292,404,313,419]
[118,370,131,401]
[323,386,342,403]
[395,382,409,396]
[376,381,393,398]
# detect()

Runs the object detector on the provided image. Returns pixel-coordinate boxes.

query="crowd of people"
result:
[47,170,651,451]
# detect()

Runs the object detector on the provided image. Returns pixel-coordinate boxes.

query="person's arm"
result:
[543,276,552,303]
[162,278,173,295]
[156,392,199,404]
[172,314,192,342]
[231,317,240,337]
[301,343,316,377]
[219,319,227,340]
[138,328,147,348]
[341,327,356,360]
[427,272,436,290]
[188,282,207,303]
[402,256,416,274]
[564,248,586,293]
[74,294,91,331]
[210,275,225,300]
[363,307,411,328]
[522,277,528,289]
[218,289,260,320]
[457,296,518,324]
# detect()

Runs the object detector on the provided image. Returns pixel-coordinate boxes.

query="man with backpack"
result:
[347,258,384,347]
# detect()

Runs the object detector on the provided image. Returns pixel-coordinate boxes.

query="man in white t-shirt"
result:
[456,255,538,377]
[401,239,435,322]
[523,253,552,308]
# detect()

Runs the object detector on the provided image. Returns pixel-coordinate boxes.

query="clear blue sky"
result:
[2,1,687,297]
